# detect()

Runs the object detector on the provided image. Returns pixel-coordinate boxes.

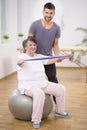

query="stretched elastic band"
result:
[24,54,71,61]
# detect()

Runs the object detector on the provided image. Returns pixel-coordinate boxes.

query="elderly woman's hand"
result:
[17,59,25,67]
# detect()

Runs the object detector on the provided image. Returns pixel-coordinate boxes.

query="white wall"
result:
[60,0,87,46]
[0,0,87,79]
[0,0,19,79]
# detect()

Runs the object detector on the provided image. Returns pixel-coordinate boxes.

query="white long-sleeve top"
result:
[17,53,49,94]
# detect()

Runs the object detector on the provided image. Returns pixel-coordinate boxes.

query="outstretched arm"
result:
[47,57,64,65]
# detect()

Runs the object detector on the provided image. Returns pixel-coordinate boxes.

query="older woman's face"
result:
[26,41,37,54]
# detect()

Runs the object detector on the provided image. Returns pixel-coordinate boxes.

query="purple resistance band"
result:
[24,54,71,61]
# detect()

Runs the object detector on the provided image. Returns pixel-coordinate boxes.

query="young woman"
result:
[17,37,70,129]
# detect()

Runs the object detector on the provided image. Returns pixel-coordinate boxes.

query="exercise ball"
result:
[8,89,53,121]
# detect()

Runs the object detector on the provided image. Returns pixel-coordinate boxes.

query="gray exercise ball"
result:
[8,89,53,121]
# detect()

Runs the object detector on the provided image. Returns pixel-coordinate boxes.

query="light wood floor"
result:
[0,68,87,130]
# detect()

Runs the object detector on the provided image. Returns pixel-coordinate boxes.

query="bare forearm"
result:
[53,46,60,55]
[53,38,60,55]
[47,58,63,65]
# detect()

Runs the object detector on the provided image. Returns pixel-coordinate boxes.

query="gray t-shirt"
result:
[29,19,61,56]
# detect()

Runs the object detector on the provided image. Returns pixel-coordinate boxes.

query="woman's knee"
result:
[59,84,66,94]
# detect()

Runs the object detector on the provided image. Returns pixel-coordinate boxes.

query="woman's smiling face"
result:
[26,41,37,56]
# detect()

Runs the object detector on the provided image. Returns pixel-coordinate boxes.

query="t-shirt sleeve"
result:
[29,22,36,34]
[55,24,61,38]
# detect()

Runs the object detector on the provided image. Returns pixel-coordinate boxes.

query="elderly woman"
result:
[17,36,70,129]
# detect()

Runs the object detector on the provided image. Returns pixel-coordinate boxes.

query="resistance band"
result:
[24,54,71,61]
